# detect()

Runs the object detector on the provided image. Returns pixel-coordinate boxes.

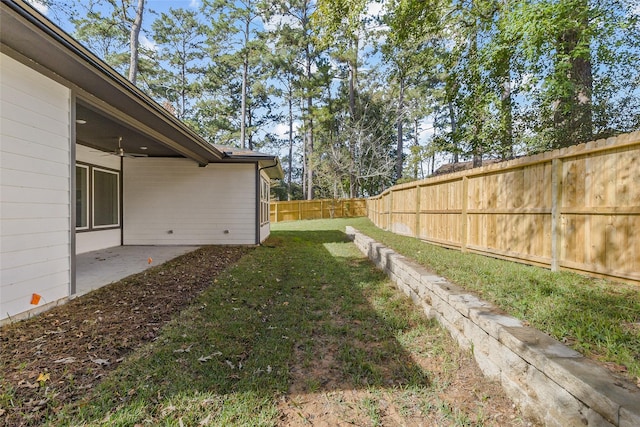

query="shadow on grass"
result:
[353,218,640,379]
[54,230,432,425]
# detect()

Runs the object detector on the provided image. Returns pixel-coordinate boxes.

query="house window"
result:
[260,177,269,225]
[92,168,120,228]
[75,163,120,231]
[76,165,89,229]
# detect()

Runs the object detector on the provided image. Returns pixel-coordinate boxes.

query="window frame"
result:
[259,177,270,226]
[91,166,120,229]
[75,162,121,232]
[75,164,90,231]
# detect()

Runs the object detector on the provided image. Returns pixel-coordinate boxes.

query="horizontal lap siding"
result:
[1,54,71,320]
[123,159,256,245]
[76,229,121,254]
[76,144,121,170]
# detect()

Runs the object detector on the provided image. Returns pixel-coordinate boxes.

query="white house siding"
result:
[76,143,120,173]
[259,222,270,243]
[123,158,257,245]
[0,54,71,320]
[75,144,121,254]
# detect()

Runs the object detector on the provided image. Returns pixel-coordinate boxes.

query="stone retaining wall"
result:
[346,226,640,427]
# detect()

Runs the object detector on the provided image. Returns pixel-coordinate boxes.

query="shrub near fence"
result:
[270,198,367,223]
[368,131,640,284]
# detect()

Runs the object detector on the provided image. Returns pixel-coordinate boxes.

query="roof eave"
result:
[1,0,223,164]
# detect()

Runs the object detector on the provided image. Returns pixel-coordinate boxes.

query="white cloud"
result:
[272,121,302,140]
[140,34,157,52]
[273,123,290,139]
[263,13,301,32]
[362,1,389,46]
[632,2,640,29]
[25,0,48,15]
[189,0,202,9]
[366,1,384,19]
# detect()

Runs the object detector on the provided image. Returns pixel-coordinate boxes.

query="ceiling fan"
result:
[107,137,148,158]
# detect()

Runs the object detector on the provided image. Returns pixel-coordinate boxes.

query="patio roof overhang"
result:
[1,0,224,166]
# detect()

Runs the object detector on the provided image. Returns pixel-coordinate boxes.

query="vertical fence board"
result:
[270,198,367,223]
[367,131,640,284]
[461,176,468,252]
[634,216,640,275]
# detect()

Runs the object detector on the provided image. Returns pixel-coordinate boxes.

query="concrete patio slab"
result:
[75,246,200,296]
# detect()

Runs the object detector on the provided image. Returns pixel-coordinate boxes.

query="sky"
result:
[28,0,205,50]
[26,0,444,175]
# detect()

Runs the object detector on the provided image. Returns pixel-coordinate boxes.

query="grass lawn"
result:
[41,221,531,426]
[274,217,640,384]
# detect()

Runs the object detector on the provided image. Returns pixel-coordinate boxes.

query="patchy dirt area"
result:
[0,246,249,426]
[278,370,526,427]
[277,310,533,427]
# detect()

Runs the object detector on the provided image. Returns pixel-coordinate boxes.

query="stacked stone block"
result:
[345,226,640,427]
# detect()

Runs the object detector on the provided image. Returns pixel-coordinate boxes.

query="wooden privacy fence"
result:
[368,131,640,284]
[270,198,367,223]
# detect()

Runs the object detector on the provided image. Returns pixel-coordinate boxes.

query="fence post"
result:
[551,158,563,271]
[461,176,469,252]
[275,202,278,223]
[415,184,421,239]
[298,201,302,221]
[388,191,393,231]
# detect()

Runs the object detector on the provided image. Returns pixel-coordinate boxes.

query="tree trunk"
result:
[240,18,249,149]
[500,68,513,159]
[447,100,458,163]
[303,1,315,200]
[301,97,307,199]
[305,52,314,200]
[413,117,420,178]
[554,9,593,148]
[396,74,405,181]
[470,13,482,168]
[247,105,254,150]
[180,55,187,120]
[128,0,144,85]
[499,0,514,159]
[287,86,293,201]
[348,37,359,198]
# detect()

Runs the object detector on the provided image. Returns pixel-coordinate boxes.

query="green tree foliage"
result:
[312,0,376,197]
[71,3,130,72]
[271,0,320,200]
[150,8,207,120]
[385,0,640,159]
[201,0,278,150]
[69,0,151,85]
[48,0,640,198]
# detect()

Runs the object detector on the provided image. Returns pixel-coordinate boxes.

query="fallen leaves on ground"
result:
[0,246,249,427]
